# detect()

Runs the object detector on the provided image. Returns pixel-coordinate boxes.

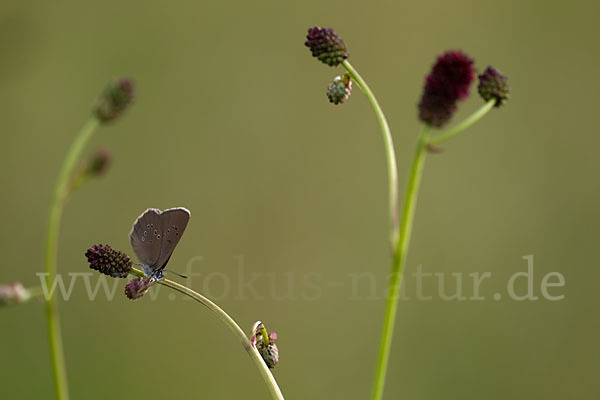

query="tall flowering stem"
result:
[371,51,478,400]
[127,268,285,400]
[342,60,400,246]
[371,125,431,400]
[44,78,134,400]
[44,116,100,400]
[307,33,510,399]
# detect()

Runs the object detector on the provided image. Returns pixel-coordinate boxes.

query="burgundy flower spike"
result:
[93,78,135,122]
[305,27,349,67]
[478,66,510,107]
[85,244,132,278]
[418,51,475,128]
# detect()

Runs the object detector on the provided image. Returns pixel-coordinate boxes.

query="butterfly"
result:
[129,207,190,281]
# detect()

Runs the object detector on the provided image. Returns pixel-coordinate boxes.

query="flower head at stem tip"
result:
[251,321,280,369]
[305,27,349,66]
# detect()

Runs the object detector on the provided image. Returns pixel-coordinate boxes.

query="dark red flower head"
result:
[305,27,349,67]
[418,51,475,128]
[88,148,112,176]
[478,66,510,107]
[125,277,153,300]
[85,244,132,278]
[93,78,135,123]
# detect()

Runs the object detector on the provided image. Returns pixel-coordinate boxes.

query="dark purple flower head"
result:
[88,148,112,176]
[125,277,152,300]
[478,66,510,107]
[93,78,135,122]
[305,27,349,67]
[418,51,475,127]
[85,244,132,278]
[327,74,352,105]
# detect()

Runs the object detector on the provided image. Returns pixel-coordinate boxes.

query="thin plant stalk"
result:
[371,101,495,398]
[44,117,100,400]
[342,60,400,247]
[340,59,432,399]
[429,99,495,146]
[29,286,46,298]
[129,268,285,400]
[371,125,431,400]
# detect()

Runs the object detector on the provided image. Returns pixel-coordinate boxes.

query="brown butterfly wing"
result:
[155,207,190,270]
[129,208,163,266]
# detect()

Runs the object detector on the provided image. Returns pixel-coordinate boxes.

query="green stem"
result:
[342,60,400,246]
[129,268,285,400]
[371,125,431,400]
[428,99,496,146]
[44,117,100,400]
[28,286,46,299]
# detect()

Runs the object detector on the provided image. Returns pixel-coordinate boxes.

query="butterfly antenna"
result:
[164,269,188,279]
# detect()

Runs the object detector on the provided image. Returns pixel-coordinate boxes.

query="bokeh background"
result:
[1,0,599,399]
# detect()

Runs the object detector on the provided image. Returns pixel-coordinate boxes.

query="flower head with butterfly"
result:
[85,207,190,300]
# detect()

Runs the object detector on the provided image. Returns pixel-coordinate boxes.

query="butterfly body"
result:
[129,207,190,280]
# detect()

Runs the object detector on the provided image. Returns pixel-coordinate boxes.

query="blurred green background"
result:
[1,0,599,398]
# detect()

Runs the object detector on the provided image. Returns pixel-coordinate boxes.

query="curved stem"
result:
[428,99,496,146]
[129,268,285,400]
[26,286,47,300]
[44,117,100,400]
[342,60,400,247]
[371,125,431,400]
